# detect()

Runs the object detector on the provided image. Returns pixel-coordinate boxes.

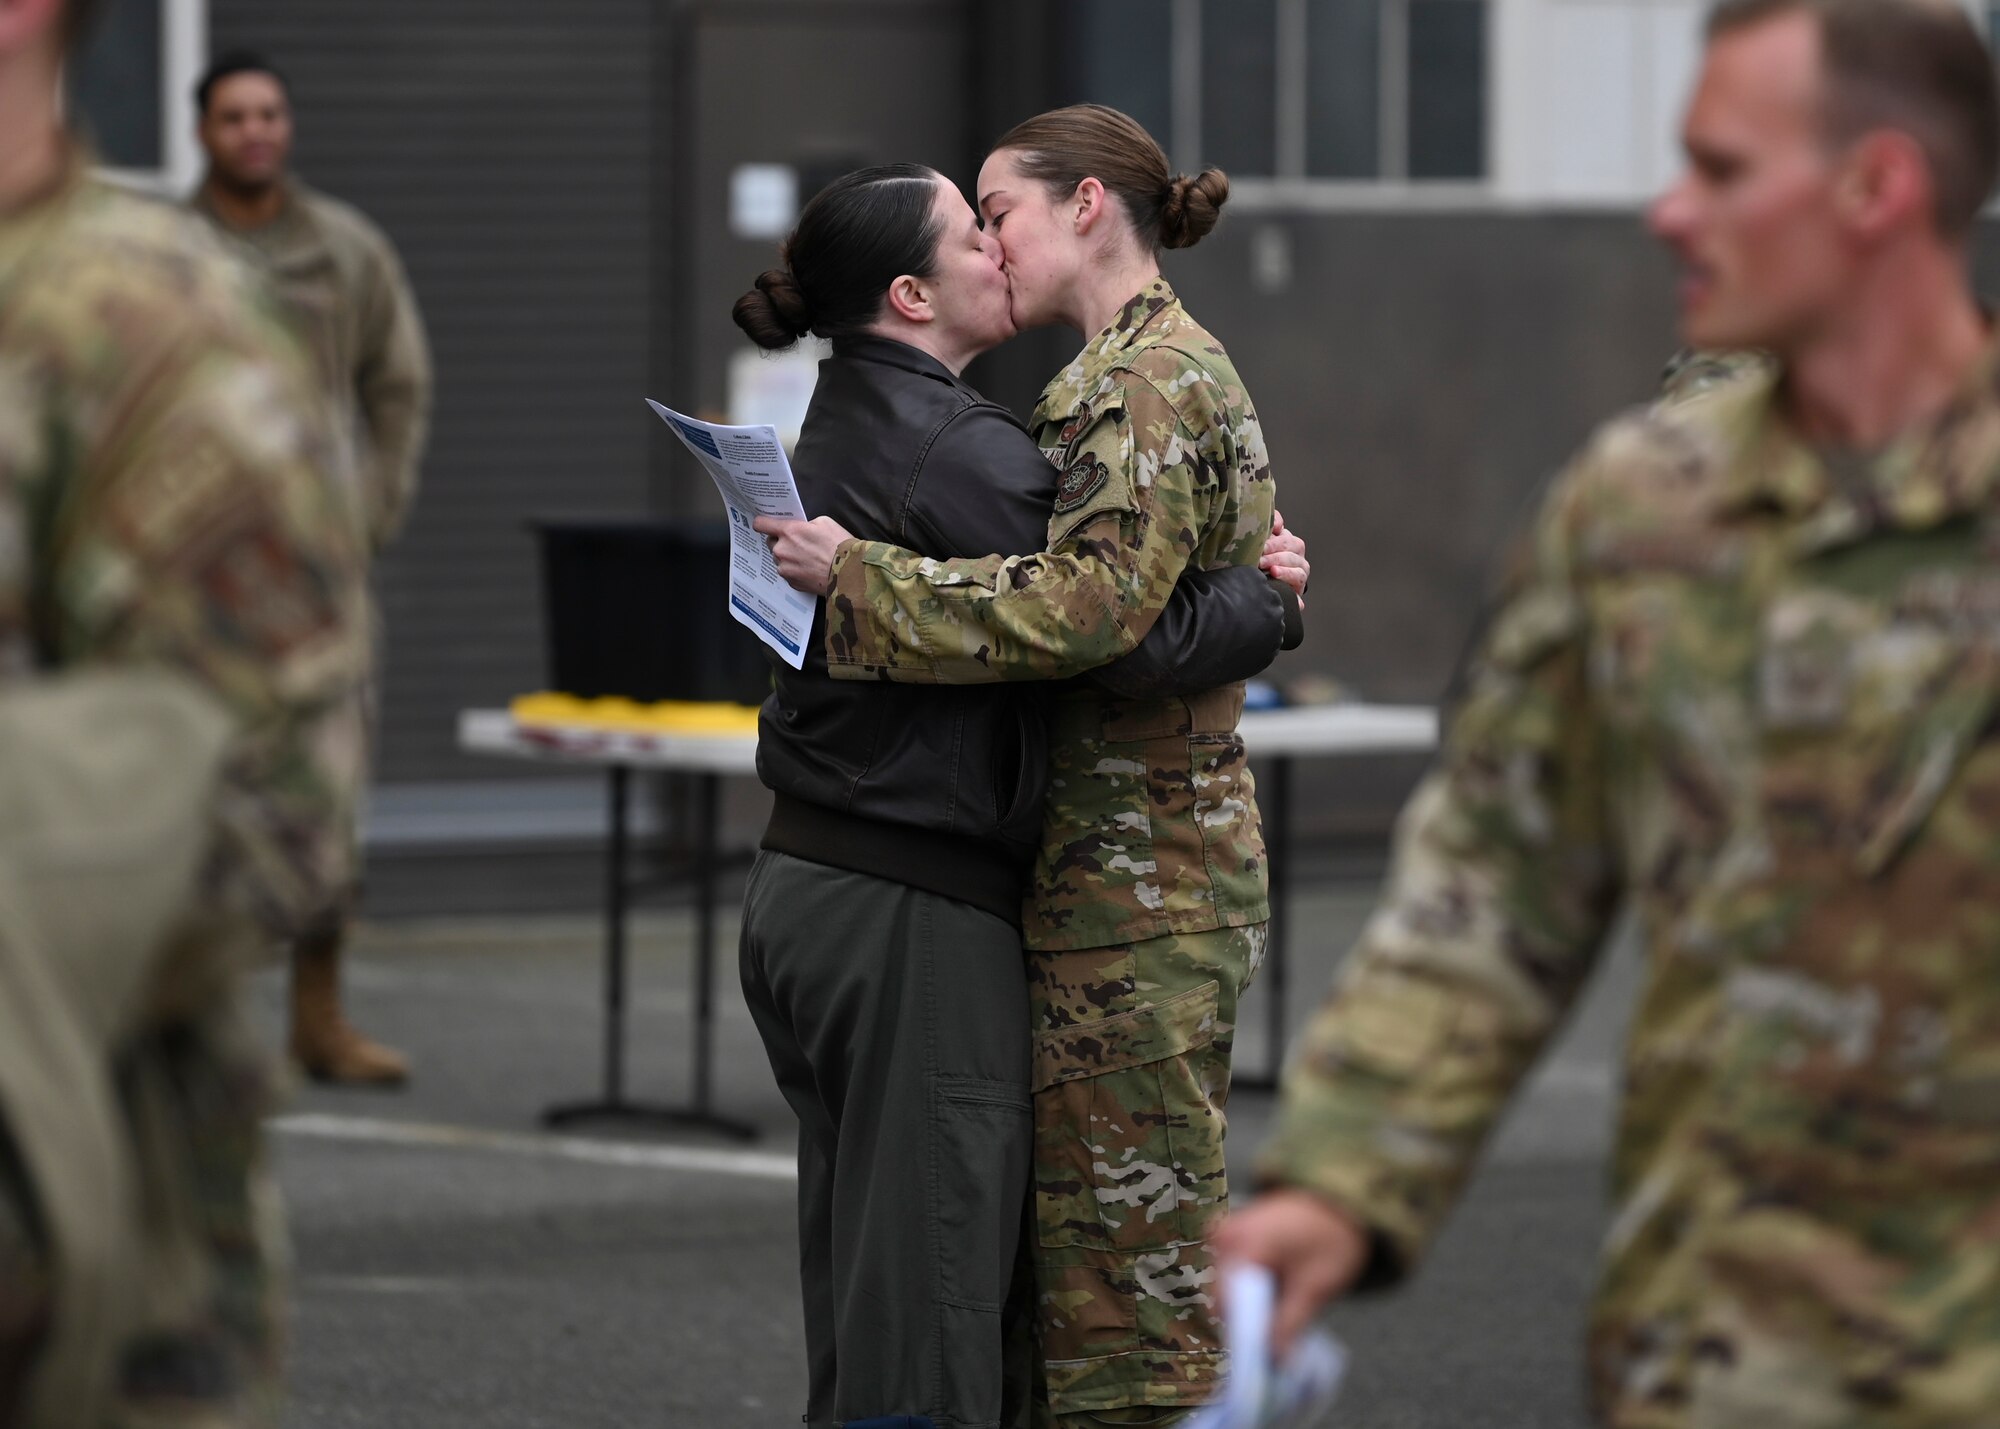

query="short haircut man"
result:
[194,48,289,115]
[1219,2,2000,1425]
[1707,0,1999,232]
[190,44,434,1086]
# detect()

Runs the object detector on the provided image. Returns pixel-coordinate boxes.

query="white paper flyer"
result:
[646,399,816,671]
[1187,1265,1348,1429]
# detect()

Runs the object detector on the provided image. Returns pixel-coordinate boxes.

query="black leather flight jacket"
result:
[757,334,1301,923]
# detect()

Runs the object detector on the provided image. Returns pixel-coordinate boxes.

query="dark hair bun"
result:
[732,267,813,349]
[1159,169,1229,249]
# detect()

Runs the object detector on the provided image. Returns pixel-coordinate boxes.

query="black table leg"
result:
[687,773,755,1137]
[1237,755,1293,1092]
[542,765,756,1140]
[607,763,630,1104]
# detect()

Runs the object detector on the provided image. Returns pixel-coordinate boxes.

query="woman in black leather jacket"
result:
[729,164,1301,1429]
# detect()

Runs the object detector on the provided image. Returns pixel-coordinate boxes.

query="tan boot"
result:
[289,928,410,1086]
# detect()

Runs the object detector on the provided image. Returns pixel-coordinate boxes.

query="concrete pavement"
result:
[254,876,1640,1427]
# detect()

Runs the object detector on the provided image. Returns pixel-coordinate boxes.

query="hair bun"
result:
[1159,168,1229,249]
[732,267,813,349]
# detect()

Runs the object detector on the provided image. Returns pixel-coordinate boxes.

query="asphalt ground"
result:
[251,875,1642,1429]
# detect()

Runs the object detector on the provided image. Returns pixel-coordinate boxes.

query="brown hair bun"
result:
[732,267,814,349]
[1160,169,1229,249]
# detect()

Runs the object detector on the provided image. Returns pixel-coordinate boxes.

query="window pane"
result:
[1407,0,1485,179]
[1064,0,1174,152]
[67,0,163,170]
[1201,0,1278,177]
[1306,0,1380,178]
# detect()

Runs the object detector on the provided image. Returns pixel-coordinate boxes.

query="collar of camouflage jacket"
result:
[1032,276,1181,427]
[0,144,88,279]
[1710,338,2000,550]
[190,175,317,255]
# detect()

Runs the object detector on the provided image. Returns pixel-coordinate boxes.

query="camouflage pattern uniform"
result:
[1260,353,2000,1428]
[1658,348,1773,406]
[190,179,431,553]
[191,179,430,936]
[826,280,1275,1422]
[0,156,365,1425]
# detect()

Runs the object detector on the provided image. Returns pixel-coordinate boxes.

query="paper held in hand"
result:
[1187,1265,1348,1429]
[646,399,816,671]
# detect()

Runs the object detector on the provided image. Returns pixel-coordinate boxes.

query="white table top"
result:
[1237,703,1437,756]
[459,701,1436,772]
[457,708,761,774]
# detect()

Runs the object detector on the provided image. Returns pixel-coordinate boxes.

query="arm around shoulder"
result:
[826,377,1206,684]
[1087,564,1297,700]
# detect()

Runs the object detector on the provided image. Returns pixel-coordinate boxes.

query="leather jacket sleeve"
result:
[903,404,1065,559]
[906,402,1303,701]
[1086,565,1303,701]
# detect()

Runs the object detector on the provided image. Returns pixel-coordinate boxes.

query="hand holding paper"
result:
[752,514,852,597]
[646,399,817,670]
[1187,1264,1348,1429]
[1209,1188,1373,1355]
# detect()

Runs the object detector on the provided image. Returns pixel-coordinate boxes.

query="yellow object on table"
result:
[509,692,761,736]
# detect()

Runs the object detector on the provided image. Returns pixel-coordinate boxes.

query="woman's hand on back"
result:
[754,515,853,597]
[1260,509,1309,603]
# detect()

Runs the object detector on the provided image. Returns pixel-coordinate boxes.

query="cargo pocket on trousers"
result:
[935,1074,1033,1313]
[0,1118,52,1412]
[1032,981,1221,1254]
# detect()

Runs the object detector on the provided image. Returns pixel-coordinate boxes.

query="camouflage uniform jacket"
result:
[0,160,366,948]
[0,157,364,1427]
[1260,354,2000,1428]
[1658,348,1774,406]
[826,279,1275,950]
[191,178,432,553]
[0,671,230,1428]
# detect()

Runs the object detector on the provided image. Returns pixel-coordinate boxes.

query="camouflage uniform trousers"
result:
[0,997,284,1428]
[302,622,378,937]
[1026,922,1266,1426]
[0,1129,48,1418]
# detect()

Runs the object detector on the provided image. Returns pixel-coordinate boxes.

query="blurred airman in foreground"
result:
[1218,2,2000,1425]
[0,0,365,1421]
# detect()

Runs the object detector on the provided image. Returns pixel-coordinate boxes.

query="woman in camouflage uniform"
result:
[767,105,1286,1427]
[738,159,1303,1429]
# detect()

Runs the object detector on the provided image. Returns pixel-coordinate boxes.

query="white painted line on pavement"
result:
[270,1112,798,1182]
[1529,1062,1617,1093]
[306,1275,463,1296]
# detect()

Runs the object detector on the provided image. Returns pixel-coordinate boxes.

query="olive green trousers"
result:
[740,851,1037,1429]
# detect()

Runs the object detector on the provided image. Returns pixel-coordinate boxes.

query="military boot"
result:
[288,928,409,1086]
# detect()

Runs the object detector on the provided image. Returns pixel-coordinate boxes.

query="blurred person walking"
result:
[764,105,1282,1427]
[0,0,366,1422]
[1214,2,2000,1426]
[735,164,1302,1429]
[190,49,432,1086]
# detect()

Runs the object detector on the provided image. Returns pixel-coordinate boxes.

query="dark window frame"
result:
[1065,0,1491,207]
[65,0,206,195]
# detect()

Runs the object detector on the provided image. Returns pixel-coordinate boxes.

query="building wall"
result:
[201,3,2000,906]
[1493,0,1992,204]
[663,0,977,513]
[1172,210,1681,704]
[1492,0,1704,204]
[210,0,659,785]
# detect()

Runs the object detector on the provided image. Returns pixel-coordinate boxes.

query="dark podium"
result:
[530,518,768,1140]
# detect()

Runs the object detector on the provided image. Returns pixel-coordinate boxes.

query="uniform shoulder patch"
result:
[1053,456,1110,514]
